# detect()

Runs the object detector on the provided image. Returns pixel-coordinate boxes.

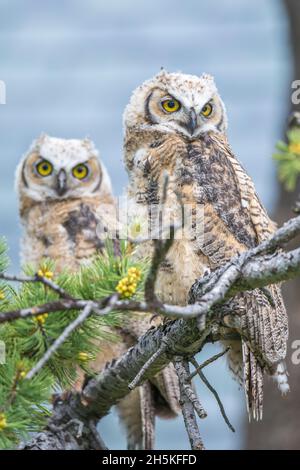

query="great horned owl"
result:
[16,134,116,271]
[15,134,180,449]
[123,70,289,420]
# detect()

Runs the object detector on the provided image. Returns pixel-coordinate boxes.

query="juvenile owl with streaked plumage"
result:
[123,70,289,420]
[15,134,116,272]
[15,133,180,450]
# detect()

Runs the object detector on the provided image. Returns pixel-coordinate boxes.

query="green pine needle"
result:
[273,128,300,191]
[0,238,150,448]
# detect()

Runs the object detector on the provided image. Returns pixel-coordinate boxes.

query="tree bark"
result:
[19,221,300,450]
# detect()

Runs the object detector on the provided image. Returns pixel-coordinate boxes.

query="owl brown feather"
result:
[16,135,180,449]
[124,122,289,421]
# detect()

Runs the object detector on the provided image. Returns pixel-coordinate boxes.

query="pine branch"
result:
[26,303,94,380]
[2,244,300,326]
[26,296,118,380]
[3,212,300,450]
[0,272,73,299]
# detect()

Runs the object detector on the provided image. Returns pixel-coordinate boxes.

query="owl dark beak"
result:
[56,169,67,196]
[186,108,198,136]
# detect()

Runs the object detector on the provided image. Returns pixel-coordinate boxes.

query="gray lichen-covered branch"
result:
[11,213,300,449]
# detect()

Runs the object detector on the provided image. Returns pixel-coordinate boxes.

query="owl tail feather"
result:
[242,341,264,421]
[117,363,180,450]
[150,363,181,418]
[271,361,290,395]
[140,381,155,450]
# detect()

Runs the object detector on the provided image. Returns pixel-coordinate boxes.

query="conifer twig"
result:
[128,338,169,390]
[0,272,73,299]
[144,225,175,303]
[26,298,116,380]
[0,299,92,324]
[26,302,94,380]
[88,419,108,450]
[188,348,230,380]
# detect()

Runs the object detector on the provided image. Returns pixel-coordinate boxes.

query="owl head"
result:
[16,134,112,203]
[123,70,227,139]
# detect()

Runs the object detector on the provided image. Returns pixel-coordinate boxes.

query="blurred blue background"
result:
[0,0,292,449]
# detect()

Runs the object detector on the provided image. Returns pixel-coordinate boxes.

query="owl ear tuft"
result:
[83,137,97,154]
[32,133,47,151]
[200,72,215,84]
[37,132,47,143]
[157,67,169,81]
[82,137,93,148]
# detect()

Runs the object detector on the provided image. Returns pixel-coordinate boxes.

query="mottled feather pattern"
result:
[124,69,289,422]
[17,135,181,450]
[20,196,115,272]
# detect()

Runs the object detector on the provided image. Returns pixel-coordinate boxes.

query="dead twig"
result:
[174,357,205,450]
[190,356,235,433]
[128,338,169,390]
[188,348,230,380]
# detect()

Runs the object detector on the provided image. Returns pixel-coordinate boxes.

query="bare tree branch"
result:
[189,356,235,433]
[174,357,205,450]
[144,225,175,303]
[5,213,300,450]
[189,348,230,380]
[128,338,169,390]
[26,304,91,380]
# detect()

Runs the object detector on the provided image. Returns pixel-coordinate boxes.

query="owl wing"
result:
[190,136,288,419]
[224,147,288,363]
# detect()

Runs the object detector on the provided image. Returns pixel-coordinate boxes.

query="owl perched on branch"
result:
[15,134,180,449]
[123,70,289,420]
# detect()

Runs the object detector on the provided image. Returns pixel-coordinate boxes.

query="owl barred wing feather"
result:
[228,287,288,419]
[150,364,181,417]
[186,136,288,419]
[242,342,264,420]
[208,136,289,418]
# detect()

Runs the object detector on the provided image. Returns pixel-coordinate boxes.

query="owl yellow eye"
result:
[72,164,89,180]
[161,98,181,113]
[201,102,213,117]
[36,160,53,177]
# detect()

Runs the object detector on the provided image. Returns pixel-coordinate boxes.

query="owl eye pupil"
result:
[72,163,89,179]
[161,98,180,113]
[36,160,53,176]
